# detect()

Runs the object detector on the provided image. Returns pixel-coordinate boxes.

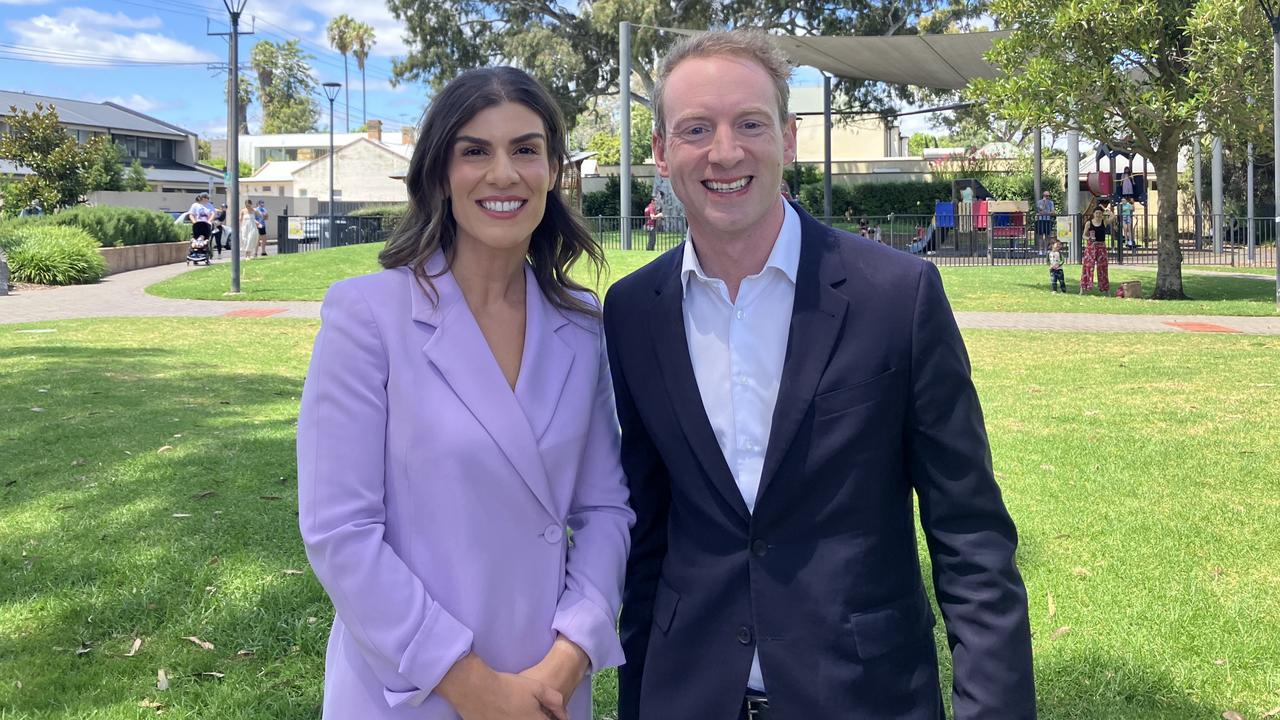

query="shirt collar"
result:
[681,200,801,297]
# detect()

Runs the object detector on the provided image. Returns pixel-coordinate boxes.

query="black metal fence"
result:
[276,215,391,254]
[277,209,1278,269]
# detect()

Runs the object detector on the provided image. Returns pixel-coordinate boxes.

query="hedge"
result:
[582,176,653,217]
[798,180,952,218]
[348,203,409,232]
[0,206,185,248]
[5,225,107,285]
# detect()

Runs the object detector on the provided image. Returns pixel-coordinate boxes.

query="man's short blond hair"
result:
[652,29,794,138]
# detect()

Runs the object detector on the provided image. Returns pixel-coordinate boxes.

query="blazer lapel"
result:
[514,264,574,443]
[649,249,751,523]
[757,213,849,503]
[412,261,560,520]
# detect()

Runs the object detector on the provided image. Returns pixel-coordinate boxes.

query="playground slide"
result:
[908,222,935,254]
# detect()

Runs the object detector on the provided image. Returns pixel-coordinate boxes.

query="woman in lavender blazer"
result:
[297,68,634,719]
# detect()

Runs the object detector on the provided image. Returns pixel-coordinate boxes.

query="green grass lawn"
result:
[1184,265,1278,277]
[3,320,1278,718]
[148,242,1277,317]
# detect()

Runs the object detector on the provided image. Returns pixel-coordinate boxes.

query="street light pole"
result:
[221,0,248,294]
[322,82,341,249]
[1263,0,1280,308]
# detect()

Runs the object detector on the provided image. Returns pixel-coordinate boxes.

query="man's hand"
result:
[519,635,590,709]
[438,652,568,720]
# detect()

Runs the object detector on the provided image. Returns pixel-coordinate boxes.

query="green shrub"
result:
[798,180,952,218]
[26,206,185,248]
[348,203,409,231]
[582,176,652,217]
[6,226,107,285]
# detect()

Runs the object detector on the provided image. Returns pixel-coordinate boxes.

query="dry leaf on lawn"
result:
[281,569,305,575]
[1047,592,1056,619]
[172,513,192,518]
[139,699,163,709]
[156,669,169,691]
[1049,626,1070,641]
[124,638,142,657]
[194,490,216,499]
[157,446,173,453]
[1261,707,1280,719]
[1222,712,1245,720]
[182,636,214,651]
[234,649,255,659]
[1072,567,1092,578]
[74,644,91,656]
[198,672,226,680]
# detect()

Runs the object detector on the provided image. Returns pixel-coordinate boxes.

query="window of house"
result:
[298,189,308,197]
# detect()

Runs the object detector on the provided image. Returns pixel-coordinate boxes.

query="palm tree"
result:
[351,22,376,130]
[326,14,355,132]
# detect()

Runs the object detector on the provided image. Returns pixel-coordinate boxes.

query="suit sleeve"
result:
[297,282,474,709]
[551,324,636,673]
[906,262,1036,719]
[604,288,674,720]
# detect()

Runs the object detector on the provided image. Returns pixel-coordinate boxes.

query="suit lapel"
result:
[649,249,751,523]
[412,261,560,520]
[757,212,849,503]
[514,264,574,443]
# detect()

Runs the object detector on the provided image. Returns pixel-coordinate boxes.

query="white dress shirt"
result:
[681,200,801,693]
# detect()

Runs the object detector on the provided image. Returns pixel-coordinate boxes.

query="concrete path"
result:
[3,260,1279,334]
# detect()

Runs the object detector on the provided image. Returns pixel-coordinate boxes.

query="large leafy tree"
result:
[327,14,357,132]
[0,103,107,213]
[972,0,1271,299]
[250,40,320,134]
[386,0,983,130]
[351,21,377,130]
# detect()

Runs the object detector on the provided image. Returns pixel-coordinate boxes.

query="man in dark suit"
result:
[603,30,1035,720]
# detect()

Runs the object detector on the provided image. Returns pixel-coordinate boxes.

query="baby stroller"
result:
[187,217,212,266]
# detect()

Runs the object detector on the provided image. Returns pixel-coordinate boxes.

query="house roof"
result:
[292,137,412,176]
[0,90,192,137]
[245,160,309,183]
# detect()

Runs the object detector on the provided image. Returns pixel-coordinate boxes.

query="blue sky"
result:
[0,0,429,140]
[0,1,931,143]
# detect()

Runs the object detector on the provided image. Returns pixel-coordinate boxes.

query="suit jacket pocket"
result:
[848,590,937,660]
[652,577,680,634]
[814,368,896,420]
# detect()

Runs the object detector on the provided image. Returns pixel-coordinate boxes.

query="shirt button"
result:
[736,626,753,645]
[735,309,745,320]
[751,539,768,557]
[543,524,564,544]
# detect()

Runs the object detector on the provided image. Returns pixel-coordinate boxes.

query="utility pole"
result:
[1262,0,1280,308]
[210,1,253,293]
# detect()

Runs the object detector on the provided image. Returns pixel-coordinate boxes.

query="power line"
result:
[0,43,216,67]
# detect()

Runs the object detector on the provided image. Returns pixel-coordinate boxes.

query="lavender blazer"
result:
[297,256,634,719]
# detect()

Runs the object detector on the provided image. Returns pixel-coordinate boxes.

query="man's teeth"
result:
[704,178,750,192]
[480,200,525,212]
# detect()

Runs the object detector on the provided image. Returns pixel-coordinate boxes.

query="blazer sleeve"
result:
[551,326,636,672]
[297,281,474,709]
[604,291,674,720]
[906,262,1036,719]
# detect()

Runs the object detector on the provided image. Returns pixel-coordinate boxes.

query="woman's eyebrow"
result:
[454,132,546,146]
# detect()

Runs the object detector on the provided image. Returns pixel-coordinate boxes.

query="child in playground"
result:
[1120,198,1135,249]
[1048,241,1066,292]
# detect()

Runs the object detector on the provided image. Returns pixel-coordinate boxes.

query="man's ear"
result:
[782,113,798,166]
[652,131,670,178]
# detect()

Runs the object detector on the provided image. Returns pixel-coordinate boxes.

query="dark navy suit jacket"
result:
[603,205,1035,720]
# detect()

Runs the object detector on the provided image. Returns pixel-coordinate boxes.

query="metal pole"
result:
[1067,130,1080,263]
[619,21,632,251]
[1212,136,1224,254]
[1248,142,1256,260]
[1193,137,1203,248]
[1033,127,1042,202]
[329,100,335,247]
[226,0,242,293]
[1274,34,1279,308]
[823,74,832,222]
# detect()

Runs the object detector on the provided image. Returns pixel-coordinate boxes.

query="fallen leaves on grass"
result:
[1222,712,1244,720]
[75,643,91,656]
[157,445,173,453]
[233,649,255,659]
[171,513,192,518]
[1072,567,1092,578]
[1049,626,1071,641]
[156,669,169,691]
[124,637,142,657]
[1261,707,1280,719]
[71,459,86,467]
[1047,592,1056,619]
[281,569,306,576]
[138,699,163,710]
[193,490,216,499]
[182,636,214,651]
[198,672,225,680]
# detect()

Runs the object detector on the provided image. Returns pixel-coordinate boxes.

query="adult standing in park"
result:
[254,200,270,257]
[1036,190,1056,248]
[1081,204,1111,293]
[604,29,1035,720]
[297,67,633,720]
[643,196,663,251]
[188,192,214,245]
[238,199,257,261]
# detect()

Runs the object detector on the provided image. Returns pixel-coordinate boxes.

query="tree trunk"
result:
[1152,151,1186,300]
[344,56,351,133]
[362,67,367,128]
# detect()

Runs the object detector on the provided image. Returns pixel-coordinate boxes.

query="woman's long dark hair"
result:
[379,67,604,317]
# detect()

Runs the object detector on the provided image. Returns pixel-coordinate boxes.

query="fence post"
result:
[0,252,8,296]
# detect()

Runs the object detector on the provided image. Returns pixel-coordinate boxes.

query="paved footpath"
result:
[3,260,1279,335]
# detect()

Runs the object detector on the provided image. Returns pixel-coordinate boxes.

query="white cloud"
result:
[7,7,217,65]
[0,0,53,4]
[88,94,164,113]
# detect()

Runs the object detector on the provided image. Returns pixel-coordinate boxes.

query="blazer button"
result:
[543,524,564,544]
[736,626,753,645]
[750,539,768,557]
